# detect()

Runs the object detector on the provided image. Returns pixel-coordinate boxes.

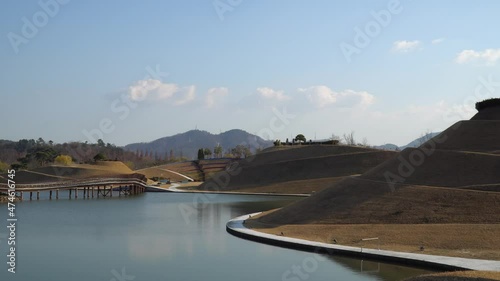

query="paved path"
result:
[166,184,309,197]
[227,213,500,272]
[167,183,184,192]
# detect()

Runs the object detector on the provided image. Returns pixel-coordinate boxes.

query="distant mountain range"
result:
[374,132,441,151]
[124,129,273,160]
[125,130,442,160]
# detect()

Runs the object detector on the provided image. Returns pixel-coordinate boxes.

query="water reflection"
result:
[328,256,431,281]
[0,193,434,281]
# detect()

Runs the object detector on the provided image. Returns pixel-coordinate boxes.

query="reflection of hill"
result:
[326,255,432,281]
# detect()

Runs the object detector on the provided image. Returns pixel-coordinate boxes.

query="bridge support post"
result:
[110,186,113,197]
[83,188,86,198]
[56,189,59,199]
[69,189,72,199]
[30,192,33,200]
[92,187,94,198]
[49,190,52,200]
[97,186,100,198]
[75,189,78,199]
[37,191,40,200]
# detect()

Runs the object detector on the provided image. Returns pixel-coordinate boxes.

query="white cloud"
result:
[348,90,375,107]
[298,85,336,107]
[455,48,500,65]
[298,86,374,109]
[431,38,445,44]
[257,87,290,101]
[128,79,196,105]
[174,85,196,105]
[392,40,421,53]
[205,87,229,108]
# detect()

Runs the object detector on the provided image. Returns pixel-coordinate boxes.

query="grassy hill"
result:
[125,129,272,160]
[135,158,234,182]
[420,121,500,153]
[250,103,500,260]
[197,145,397,194]
[9,161,137,184]
[258,120,500,225]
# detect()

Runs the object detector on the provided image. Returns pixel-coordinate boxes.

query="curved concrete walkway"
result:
[166,185,309,197]
[227,213,500,272]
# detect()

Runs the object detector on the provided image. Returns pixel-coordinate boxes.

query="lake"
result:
[0,192,433,280]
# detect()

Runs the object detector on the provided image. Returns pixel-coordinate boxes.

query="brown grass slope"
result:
[155,162,203,181]
[421,121,500,153]
[243,145,380,166]
[137,159,233,181]
[361,148,500,188]
[405,271,500,281]
[258,118,500,225]
[12,170,72,184]
[133,167,190,182]
[259,177,500,225]
[12,161,136,184]
[198,159,234,180]
[198,145,396,192]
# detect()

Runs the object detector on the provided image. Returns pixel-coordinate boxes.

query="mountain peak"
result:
[124,129,272,160]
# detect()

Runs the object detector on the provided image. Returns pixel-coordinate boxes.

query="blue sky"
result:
[1,0,500,146]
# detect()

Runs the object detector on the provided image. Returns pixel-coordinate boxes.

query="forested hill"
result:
[124,129,272,160]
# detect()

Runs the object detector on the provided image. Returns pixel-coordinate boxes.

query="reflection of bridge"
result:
[0,178,148,200]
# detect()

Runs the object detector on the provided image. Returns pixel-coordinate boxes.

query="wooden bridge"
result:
[0,177,149,200]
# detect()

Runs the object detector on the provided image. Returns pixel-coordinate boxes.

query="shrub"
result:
[54,155,73,166]
[0,161,9,173]
[93,153,107,161]
[476,98,500,111]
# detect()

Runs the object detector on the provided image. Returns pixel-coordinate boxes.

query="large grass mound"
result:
[257,117,500,225]
[361,148,500,187]
[12,161,136,184]
[197,145,397,193]
[421,121,500,153]
[258,177,500,225]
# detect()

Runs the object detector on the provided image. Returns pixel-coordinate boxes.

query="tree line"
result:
[197,144,253,160]
[0,138,191,172]
[273,132,370,147]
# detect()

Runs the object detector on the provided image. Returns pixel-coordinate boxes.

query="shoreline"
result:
[226,212,500,272]
[164,183,310,197]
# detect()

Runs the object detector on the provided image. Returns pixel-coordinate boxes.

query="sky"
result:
[1,0,500,147]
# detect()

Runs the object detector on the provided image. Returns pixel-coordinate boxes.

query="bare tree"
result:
[331,134,341,143]
[361,137,369,147]
[343,131,356,146]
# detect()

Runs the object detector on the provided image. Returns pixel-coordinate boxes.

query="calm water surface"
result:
[0,193,433,280]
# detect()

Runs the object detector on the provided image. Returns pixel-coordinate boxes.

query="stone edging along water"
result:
[226,213,500,272]
[165,183,309,197]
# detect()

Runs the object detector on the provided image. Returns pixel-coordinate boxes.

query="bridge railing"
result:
[0,177,149,192]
